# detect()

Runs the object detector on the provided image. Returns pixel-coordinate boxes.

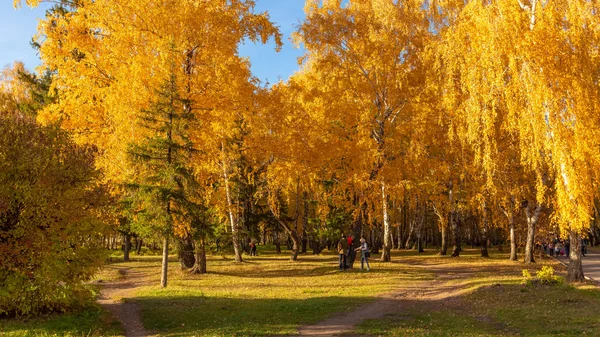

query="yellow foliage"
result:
[439,0,600,234]
[34,0,281,191]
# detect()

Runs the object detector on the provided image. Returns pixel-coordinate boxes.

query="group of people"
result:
[543,237,587,257]
[337,233,371,272]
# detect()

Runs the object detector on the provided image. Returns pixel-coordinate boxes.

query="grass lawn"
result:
[354,250,600,337]
[130,248,434,336]
[2,245,600,336]
[354,282,600,337]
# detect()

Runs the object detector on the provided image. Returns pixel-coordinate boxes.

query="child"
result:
[354,237,370,271]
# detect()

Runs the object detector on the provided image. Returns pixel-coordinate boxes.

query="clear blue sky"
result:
[0,0,306,84]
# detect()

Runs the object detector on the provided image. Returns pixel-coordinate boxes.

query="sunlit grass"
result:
[130,248,435,336]
[357,283,600,337]
[354,249,600,337]
[2,245,594,337]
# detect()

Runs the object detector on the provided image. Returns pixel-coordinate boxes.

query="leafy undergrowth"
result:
[0,304,122,337]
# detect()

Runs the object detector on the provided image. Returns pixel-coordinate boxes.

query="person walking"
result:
[338,234,348,271]
[354,237,370,271]
[346,233,354,268]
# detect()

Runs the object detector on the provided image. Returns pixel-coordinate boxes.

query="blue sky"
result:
[0,1,52,71]
[0,0,306,84]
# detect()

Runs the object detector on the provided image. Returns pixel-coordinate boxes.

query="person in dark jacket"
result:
[338,234,348,271]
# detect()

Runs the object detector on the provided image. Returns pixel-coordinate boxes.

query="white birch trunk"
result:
[381,182,391,262]
[222,141,242,262]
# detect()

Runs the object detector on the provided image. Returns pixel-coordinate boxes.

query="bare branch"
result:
[529,0,537,30]
[517,0,531,11]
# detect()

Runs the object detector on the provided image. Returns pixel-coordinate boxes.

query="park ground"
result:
[2,246,600,336]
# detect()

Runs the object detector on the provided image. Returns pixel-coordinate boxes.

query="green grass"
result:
[355,310,506,337]
[132,250,434,336]
[354,252,600,337]
[355,283,600,336]
[3,245,599,337]
[0,305,122,337]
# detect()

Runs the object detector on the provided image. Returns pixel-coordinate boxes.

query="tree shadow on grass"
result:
[135,295,374,336]
[135,282,600,337]
[208,266,339,278]
[354,283,600,337]
[205,265,433,279]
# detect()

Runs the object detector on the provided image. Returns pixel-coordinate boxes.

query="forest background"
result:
[1,0,600,318]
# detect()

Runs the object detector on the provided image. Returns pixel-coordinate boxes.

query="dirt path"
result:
[96,267,156,337]
[556,248,600,283]
[297,267,478,336]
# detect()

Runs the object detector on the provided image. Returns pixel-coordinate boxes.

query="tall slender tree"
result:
[128,75,199,287]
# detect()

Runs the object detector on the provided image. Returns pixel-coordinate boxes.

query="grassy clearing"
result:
[355,283,600,336]
[132,249,434,336]
[3,245,598,337]
[354,250,600,337]
[0,305,122,337]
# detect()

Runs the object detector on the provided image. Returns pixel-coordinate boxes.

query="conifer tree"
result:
[128,74,200,288]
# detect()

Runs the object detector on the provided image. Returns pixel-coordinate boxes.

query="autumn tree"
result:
[438,0,600,281]
[294,0,432,262]
[127,75,203,287]
[25,0,281,271]
[0,62,54,118]
[0,113,111,316]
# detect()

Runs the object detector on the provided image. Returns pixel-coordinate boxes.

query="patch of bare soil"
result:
[96,267,156,337]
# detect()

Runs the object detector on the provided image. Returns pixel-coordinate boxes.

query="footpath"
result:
[555,248,600,282]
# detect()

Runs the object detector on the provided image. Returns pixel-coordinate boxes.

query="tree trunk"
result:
[222,142,242,263]
[381,182,392,262]
[501,198,518,261]
[451,212,461,257]
[312,237,321,254]
[274,230,281,254]
[302,192,309,254]
[136,238,143,255]
[480,203,489,258]
[397,222,403,250]
[190,238,207,274]
[269,203,301,261]
[415,196,425,253]
[123,232,131,262]
[433,198,449,256]
[417,233,424,253]
[279,224,301,261]
[509,218,517,261]
[567,229,584,282]
[440,222,448,255]
[404,221,414,249]
[524,202,540,263]
[480,220,489,257]
[178,235,195,269]
[160,235,169,288]
[290,231,300,260]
